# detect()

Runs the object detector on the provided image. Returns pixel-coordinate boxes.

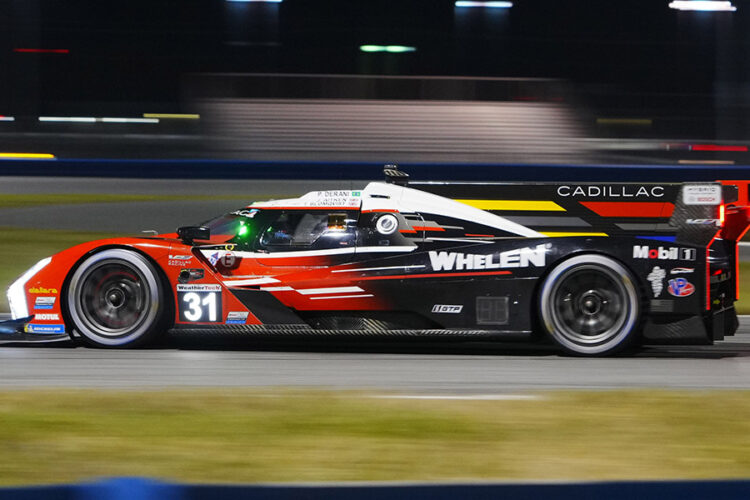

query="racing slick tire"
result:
[66,249,166,348]
[539,254,640,356]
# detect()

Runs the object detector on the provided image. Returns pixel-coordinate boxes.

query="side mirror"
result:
[177,226,210,244]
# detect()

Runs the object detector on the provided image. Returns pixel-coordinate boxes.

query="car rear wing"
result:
[411,180,750,243]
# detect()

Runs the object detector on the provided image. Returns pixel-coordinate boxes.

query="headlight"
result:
[7,257,52,319]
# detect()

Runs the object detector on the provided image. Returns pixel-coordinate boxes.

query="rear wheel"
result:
[66,249,165,348]
[539,254,640,356]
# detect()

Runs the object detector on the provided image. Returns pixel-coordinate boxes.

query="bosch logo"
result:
[667,278,695,297]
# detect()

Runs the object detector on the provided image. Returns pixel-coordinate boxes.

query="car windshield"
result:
[199,208,264,245]
[199,208,358,251]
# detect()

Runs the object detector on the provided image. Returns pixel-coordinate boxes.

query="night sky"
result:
[2,1,747,110]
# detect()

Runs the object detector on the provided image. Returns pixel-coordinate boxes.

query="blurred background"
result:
[2,0,750,165]
[4,0,750,490]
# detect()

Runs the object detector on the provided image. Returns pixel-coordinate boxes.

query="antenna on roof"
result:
[384,163,409,186]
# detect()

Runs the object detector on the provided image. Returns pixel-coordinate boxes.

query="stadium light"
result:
[39,116,96,123]
[455,1,513,8]
[143,113,200,120]
[360,45,417,53]
[39,116,160,124]
[668,1,736,11]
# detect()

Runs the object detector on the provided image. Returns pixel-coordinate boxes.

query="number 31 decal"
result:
[177,285,222,323]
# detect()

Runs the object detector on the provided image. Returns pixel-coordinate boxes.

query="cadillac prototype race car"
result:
[3,166,749,356]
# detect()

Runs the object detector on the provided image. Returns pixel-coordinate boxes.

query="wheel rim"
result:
[76,260,151,338]
[550,265,629,345]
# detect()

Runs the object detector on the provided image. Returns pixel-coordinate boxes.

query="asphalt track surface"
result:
[2,315,750,391]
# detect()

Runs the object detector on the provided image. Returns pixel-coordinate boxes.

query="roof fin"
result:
[384,163,409,186]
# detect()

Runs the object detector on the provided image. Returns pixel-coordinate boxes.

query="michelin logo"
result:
[429,244,548,271]
[26,324,65,334]
[646,266,666,298]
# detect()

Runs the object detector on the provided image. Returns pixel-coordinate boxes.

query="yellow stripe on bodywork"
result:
[455,199,566,211]
[541,232,609,237]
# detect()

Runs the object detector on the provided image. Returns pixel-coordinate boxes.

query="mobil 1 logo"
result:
[632,245,696,261]
[177,284,222,323]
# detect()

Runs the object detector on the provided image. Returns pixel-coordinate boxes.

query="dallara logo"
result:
[429,244,548,271]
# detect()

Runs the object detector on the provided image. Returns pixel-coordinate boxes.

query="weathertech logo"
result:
[632,246,696,261]
[428,244,548,271]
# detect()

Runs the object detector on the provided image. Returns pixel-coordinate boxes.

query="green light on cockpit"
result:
[238,224,249,237]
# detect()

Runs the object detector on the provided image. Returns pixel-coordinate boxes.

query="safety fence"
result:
[2,477,749,500]
[0,158,749,182]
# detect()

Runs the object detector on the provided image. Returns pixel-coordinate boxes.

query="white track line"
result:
[371,394,541,401]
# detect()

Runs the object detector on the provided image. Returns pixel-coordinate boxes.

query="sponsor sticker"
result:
[168,254,193,266]
[34,296,56,309]
[176,284,221,292]
[432,305,463,314]
[220,251,236,268]
[557,185,665,198]
[208,252,220,266]
[28,287,58,294]
[646,266,666,298]
[429,243,549,271]
[683,184,721,205]
[686,219,720,226]
[670,267,694,274]
[26,324,65,334]
[226,311,249,324]
[34,313,60,321]
[632,246,696,261]
[178,268,205,284]
[231,209,259,218]
[668,278,695,297]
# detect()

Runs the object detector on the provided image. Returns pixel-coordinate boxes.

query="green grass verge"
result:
[0,389,749,485]
[0,193,255,209]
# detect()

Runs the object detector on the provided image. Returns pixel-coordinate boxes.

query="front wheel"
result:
[66,249,166,348]
[539,254,640,356]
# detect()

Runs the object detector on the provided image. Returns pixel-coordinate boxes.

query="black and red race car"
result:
[3,166,749,355]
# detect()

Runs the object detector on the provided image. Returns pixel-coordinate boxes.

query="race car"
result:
[2,165,749,355]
